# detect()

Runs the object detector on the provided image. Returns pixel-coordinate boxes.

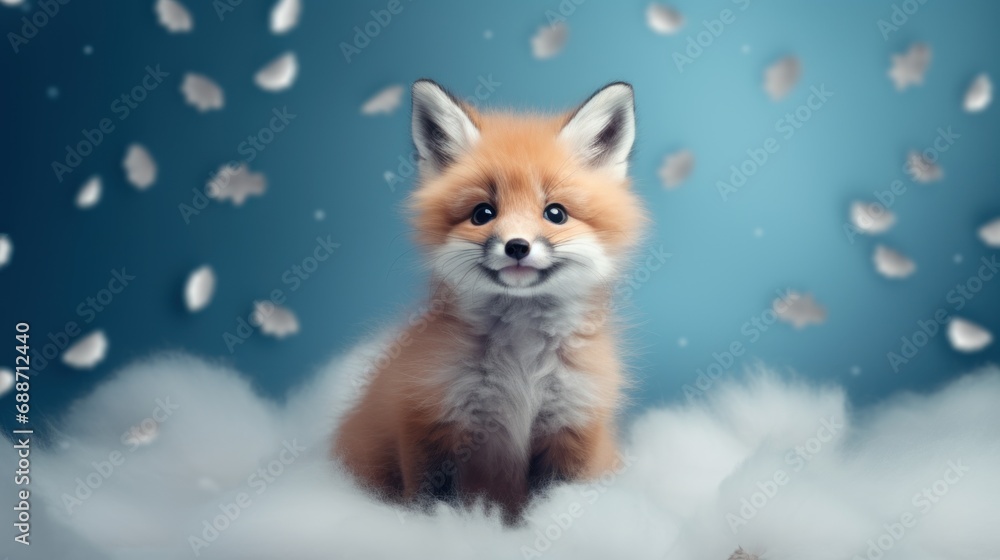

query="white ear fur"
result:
[411,80,480,174]
[558,82,636,178]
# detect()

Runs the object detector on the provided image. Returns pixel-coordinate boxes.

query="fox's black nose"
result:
[504,238,531,260]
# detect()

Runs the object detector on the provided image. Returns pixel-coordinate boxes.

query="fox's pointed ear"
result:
[411,80,480,173]
[559,82,636,178]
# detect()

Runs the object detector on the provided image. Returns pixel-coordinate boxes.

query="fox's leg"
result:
[398,436,433,501]
[333,411,403,499]
[529,418,619,487]
[451,426,529,524]
[398,422,458,503]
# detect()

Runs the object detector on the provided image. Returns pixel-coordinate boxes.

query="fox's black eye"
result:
[543,203,568,225]
[471,203,496,225]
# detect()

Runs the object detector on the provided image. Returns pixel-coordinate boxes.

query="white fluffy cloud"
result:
[11,344,1000,559]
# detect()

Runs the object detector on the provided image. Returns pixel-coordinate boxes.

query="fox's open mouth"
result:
[499,264,538,277]
[480,263,558,288]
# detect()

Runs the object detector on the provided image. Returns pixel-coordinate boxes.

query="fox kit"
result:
[334,80,646,521]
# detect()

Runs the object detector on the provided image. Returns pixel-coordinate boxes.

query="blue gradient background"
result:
[1,0,998,433]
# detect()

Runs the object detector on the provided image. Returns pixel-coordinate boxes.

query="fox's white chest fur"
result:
[435,295,600,459]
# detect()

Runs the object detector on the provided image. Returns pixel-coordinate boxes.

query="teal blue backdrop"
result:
[1,0,998,432]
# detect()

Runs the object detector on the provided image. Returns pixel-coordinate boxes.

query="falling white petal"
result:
[964,73,993,113]
[874,245,916,279]
[646,3,684,35]
[76,176,102,209]
[123,144,157,190]
[270,0,301,34]
[657,149,694,189]
[0,368,13,398]
[62,330,109,370]
[184,265,216,312]
[181,73,225,112]
[155,0,193,33]
[206,163,267,206]
[361,84,405,116]
[850,201,895,234]
[253,301,300,339]
[0,234,12,269]
[774,291,826,329]
[948,317,993,353]
[888,43,931,91]
[979,217,1000,247]
[254,52,298,92]
[0,0,25,6]
[905,150,942,183]
[764,56,800,101]
[531,22,567,60]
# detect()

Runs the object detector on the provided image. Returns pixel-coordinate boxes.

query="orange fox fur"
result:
[334,81,646,521]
